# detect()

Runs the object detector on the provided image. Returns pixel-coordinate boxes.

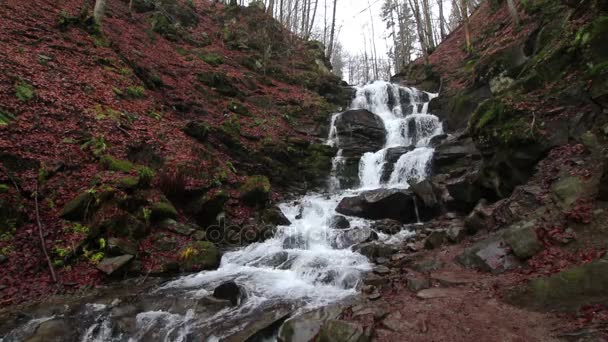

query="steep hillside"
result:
[0,0,348,305]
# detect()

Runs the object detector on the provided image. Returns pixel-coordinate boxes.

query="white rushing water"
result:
[2,81,444,342]
[350,82,443,189]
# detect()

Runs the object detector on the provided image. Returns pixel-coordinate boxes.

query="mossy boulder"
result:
[300,143,336,188]
[503,220,544,259]
[509,256,608,311]
[239,175,271,207]
[196,71,241,97]
[101,155,136,173]
[60,192,96,221]
[150,199,178,221]
[99,211,147,240]
[552,172,598,209]
[117,176,140,191]
[178,241,220,272]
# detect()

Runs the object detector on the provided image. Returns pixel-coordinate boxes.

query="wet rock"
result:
[363,273,389,287]
[283,234,308,249]
[503,220,544,259]
[367,292,382,300]
[444,172,483,213]
[150,198,178,221]
[424,230,447,249]
[107,237,138,256]
[317,319,370,342]
[178,241,220,272]
[262,206,291,226]
[407,276,431,292]
[337,188,436,223]
[381,146,416,182]
[333,109,386,156]
[456,236,518,274]
[221,304,293,342]
[59,192,96,221]
[356,242,397,259]
[509,256,608,311]
[159,218,197,236]
[433,134,480,172]
[370,219,402,235]
[213,281,242,305]
[330,215,351,229]
[373,265,391,275]
[428,134,448,147]
[278,304,343,342]
[184,191,229,227]
[97,255,134,275]
[24,319,73,342]
[409,180,439,208]
[333,227,375,248]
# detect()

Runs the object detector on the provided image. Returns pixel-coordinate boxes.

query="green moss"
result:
[221,118,241,136]
[0,109,16,126]
[183,121,210,142]
[117,176,140,190]
[101,155,135,172]
[60,192,96,221]
[194,51,224,66]
[239,175,271,206]
[125,86,146,98]
[178,241,220,272]
[137,166,155,187]
[150,200,178,221]
[0,184,9,193]
[15,81,35,102]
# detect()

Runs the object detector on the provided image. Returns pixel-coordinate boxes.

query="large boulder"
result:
[278,305,344,342]
[503,220,544,259]
[380,146,415,182]
[97,255,134,276]
[334,110,386,156]
[336,188,436,223]
[213,281,242,305]
[509,256,608,311]
[456,235,519,274]
[178,241,220,272]
[409,179,439,208]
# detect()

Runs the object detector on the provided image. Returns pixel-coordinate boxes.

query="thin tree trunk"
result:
[438,0,446,39]
[422,0,435,49]
[460,0,472,51]
[323,0,328,45]
[327,0,338,59]
[506,0,520,27]
[408,0,427,57]
[307,0,319,38]
[366,0,379,79]
[93,0,107,25]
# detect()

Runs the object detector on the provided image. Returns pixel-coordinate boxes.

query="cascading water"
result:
[351,82,443,189]
[1,81,444,342]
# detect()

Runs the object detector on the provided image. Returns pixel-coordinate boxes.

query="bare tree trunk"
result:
[506,0,520,27]
[323,0,328,45]
[408,0,428,57]
[306,0,319,38]
[93,0,107,25]
[460,0,472,51]
[438,0,446,39]
[422,0,435,49]
[366,0,379,80]
[267,0,275,15]
[327,0,338,59]
[279,0,284,23]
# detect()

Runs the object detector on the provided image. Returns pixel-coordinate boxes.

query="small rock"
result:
[351,303,390,320]
[329,215,351,229]
[457,236,519,274]
[391,253,407,262]
[371,219,403,235]
[367,292,382,300]
[107,237,138,256]
[409,180,439,208]
[431,271,477,286]
[363,273,389,287]
[160,219,197,236]
[356,242,397,259]
[503,220,544,259]
[375,257,389,264]
[373,265,391,275]
[446,224,465,243]
[464,200,493,234]
[318,319,369,342]
[407,276,431,292]
[412,258,444,273]
[382,311,415,332]
[424,230,447,249]
[362,285,376,294]
[213,281,242,305]
[97,255,134,275]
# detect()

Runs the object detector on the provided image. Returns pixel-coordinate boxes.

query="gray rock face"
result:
[409,180,439,208]
[329,215,351,229]
[213,281,242,305]
[456,236,519,274]
[336,188,437,223]
[381,146,415,182]
[334,109,386,157]
[278,305,344,342]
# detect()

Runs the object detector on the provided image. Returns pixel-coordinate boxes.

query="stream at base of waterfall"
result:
[1,81,444,342]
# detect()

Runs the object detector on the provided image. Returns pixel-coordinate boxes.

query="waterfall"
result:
[348,81,443,189]
[2,81,445,341]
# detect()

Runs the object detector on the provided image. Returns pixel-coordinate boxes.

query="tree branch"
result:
[34,182,58,284]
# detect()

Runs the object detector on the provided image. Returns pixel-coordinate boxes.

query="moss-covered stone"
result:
[117,176,140,191]
[60,192,96,221]
[196,71,241,97]
[178,241,220,272]
[503,220,544,259]
[239,175,271,206]
[0,109,16,126]
[101,155,136,172]
[101,212,147,239]
[184,190,230,227]
[194,51,224,66]
[14,80,35,102]
[552,173,598,209]
[510,256,608,311]
[150,199,178,221]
